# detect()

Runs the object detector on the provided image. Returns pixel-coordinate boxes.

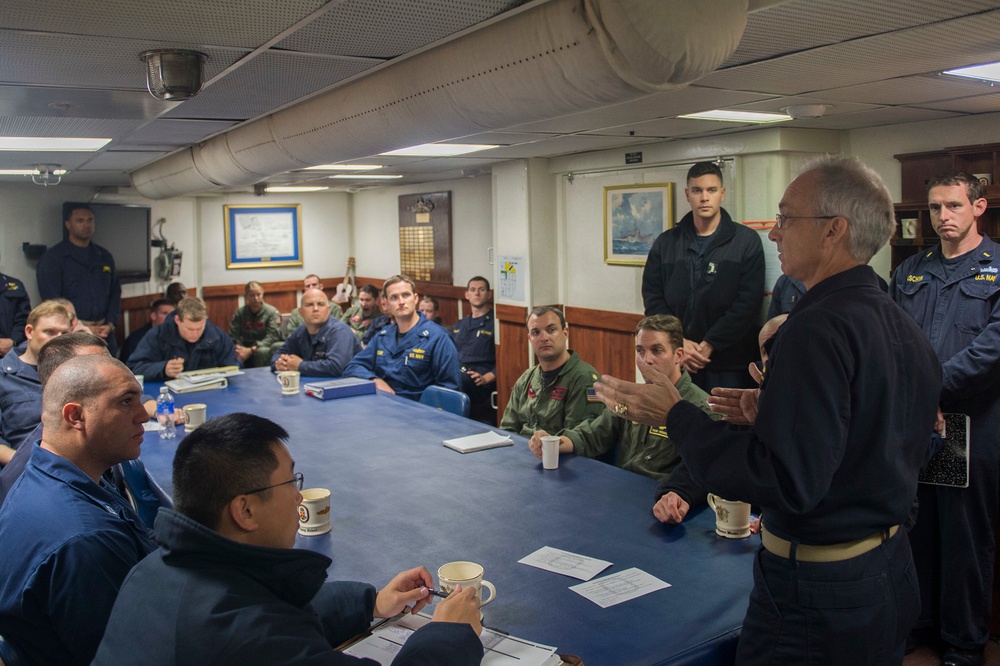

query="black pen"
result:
[424,588,450,599]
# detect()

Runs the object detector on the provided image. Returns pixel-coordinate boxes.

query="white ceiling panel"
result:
[0,30,246,90]
[120,120,240,146]
[503,86,777,134]
[819,75,996,105]
[727,0,1000,67]
[789,106,962,130]
[482,134,661,159]
[0,0,329,48]
[701,10,1000,96]
[0,151,101,170]
[733,97,880,115]
[277,0,527,58]
[920,93,1000,114]
[163,51,376,121]
[0,116,145,138]
[83,151,167,170]
[0,86,176,120]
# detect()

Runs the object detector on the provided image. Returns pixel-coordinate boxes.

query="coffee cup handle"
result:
[479,580,496,607]
[707,493,718,510]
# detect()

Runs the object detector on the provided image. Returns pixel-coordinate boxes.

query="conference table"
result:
[139,368,756,666]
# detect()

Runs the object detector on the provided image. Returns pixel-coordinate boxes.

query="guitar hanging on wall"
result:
[333,257,356,305]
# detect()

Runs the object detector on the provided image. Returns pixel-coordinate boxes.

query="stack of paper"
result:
[166,367,243,393]
[442,430,514,453]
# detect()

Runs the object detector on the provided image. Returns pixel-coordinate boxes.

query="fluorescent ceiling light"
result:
[329,174,403,180]
[944,61,1000,83]
[379,143,498,157]
[303,164,382,171]
[678,110,792,124]
[265,185,329,192]
[0,137,111,151]
[0,168,69,176]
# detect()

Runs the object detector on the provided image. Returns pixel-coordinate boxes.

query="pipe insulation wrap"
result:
[131,0,748,199]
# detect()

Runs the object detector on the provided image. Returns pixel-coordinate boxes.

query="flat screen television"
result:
[62,202,151,283]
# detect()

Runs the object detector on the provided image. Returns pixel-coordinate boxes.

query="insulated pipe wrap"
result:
[132,0,748,198]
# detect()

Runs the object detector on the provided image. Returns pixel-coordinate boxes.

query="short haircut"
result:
[382,274,416,298]
[244,281,263,294]
[27,300,72,328]
[65,204,94,220]
[468,276,491,290]
[300,288,329,307]
[37,332,108,385]
[804,155,895,263]
[419,295,439,310]
[165,282,187,303]
[526,305,566,329]
[358,284,380,299]
[150,298,174,312]
[927,171,986,205]
[304,274,321,283]
[636,314,684,349]
[175,297,207,322]
[172,413,288,530]
[42,355,127,431]
[687,162,724,184]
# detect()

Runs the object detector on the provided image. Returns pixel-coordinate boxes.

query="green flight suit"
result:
[229,303,282,367]
[340,304,381,342]
[500,350,603,438]
[564,369,720,482]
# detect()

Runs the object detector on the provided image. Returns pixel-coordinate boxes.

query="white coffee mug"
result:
[437,561,496,607]
[298,488,332,535]
[707,493,752,539]
[541,436,560,470]
[277,371,301,395]
[182,403,207,430]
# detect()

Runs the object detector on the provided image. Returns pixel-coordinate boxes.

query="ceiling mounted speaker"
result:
[140,50,207,101]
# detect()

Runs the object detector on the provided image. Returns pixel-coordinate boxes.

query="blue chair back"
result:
[118,458,174,530]
[419,385,471,418]
[0,633,27,666]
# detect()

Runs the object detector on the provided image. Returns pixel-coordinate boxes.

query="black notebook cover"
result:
[919,413,970,488]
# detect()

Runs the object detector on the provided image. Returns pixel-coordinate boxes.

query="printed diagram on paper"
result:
[518,546,612,581]
[569,567,670,608]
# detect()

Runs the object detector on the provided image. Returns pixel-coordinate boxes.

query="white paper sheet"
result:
[569,567,670,608]
[518,546,612,581]
[344,613,557,666]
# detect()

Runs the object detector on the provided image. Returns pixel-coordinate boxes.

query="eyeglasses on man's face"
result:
[773,214,839,230]
[243,472,304,496]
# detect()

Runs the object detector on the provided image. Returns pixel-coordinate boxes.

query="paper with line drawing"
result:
[569,567,670,608]
[518,546,612,581]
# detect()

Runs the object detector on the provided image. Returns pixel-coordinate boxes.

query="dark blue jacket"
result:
[93,509,483,666]
[0,445,156,666]
[0,352,41,453]
[766,274,806,318]
[270,316,361,377]
[127,312,239,381]
[345,315,461,401]
[36,239,121,324]
[641,209,765,371]
[668,266,941,544]
[890,236,1000,457]
[0,274,30,346]
[451,312,495,375]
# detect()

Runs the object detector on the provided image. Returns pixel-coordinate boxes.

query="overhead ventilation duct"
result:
[131,0,750,199]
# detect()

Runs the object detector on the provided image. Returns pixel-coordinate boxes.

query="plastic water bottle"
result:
[156,387,176,440]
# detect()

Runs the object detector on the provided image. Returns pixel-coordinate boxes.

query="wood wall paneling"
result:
[565,307,643,380]
[495,304,528,422]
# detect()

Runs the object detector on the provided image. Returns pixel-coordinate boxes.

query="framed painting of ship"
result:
[604,182,674,266]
